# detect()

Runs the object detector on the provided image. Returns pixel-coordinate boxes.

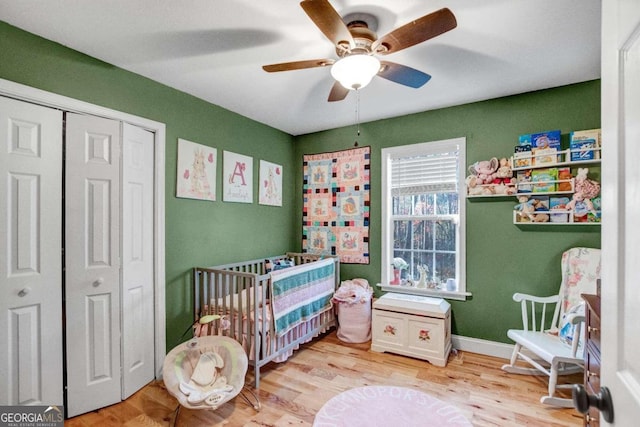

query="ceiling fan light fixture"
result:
[330,54,381,90]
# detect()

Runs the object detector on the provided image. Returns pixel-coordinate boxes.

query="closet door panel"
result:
[65,113,121,417]
[0,96,63,406]
[121,123,155,398]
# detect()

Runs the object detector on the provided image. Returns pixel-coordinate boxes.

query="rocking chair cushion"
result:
[559,247,600,319]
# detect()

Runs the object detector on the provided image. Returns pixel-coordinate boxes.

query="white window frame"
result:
[379,137,470,300]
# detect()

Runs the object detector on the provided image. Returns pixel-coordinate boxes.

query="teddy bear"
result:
[493,157,515,185]
[530,198,550,222]
[566,191,597,222]
[465,175,485,196]
[492,182,517,195]
[514,195,535,222]
[532,212,550,222]
[468,157,499,185]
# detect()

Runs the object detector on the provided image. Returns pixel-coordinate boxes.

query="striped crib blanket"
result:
[269,258,335,337]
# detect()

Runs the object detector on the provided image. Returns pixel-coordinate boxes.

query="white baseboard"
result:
[452,335,514,360]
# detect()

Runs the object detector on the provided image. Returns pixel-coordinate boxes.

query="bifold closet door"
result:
[65,113,122,417]
[121,123,155,399]
[0,97,64,406]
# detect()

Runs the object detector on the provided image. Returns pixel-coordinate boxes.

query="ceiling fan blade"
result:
[378,61,431,88]
[300,0,355,49]
[262,58,335,72]
[372,8,457,55]
[328,81,350,102]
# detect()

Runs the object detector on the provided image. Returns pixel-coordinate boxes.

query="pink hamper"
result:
[333,279,373,343]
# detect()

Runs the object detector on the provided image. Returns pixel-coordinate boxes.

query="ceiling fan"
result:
[262,0,457,102]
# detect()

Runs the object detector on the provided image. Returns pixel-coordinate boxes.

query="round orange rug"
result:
[313,386,472,427]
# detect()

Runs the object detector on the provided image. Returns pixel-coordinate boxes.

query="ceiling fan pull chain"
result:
[354,89,360,147]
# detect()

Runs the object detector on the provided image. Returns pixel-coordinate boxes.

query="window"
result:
[381,137,467,299]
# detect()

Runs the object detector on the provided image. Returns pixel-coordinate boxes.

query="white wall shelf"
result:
[466,146,601,227]
[513,209,601,225]
[512,148,601,172]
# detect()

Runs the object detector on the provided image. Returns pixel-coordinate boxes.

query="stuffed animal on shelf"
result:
[465,175,485,196]
[468,157,499,185]
[574,168,600,199]
[492,182,517,195]
[566,191,598,221]
[532,213,550,222]
[495,182,517,195]
[494,157,515,185]
[531,198,550,222]
[514,195,535,222]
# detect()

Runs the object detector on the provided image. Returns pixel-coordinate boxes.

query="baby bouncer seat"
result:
[163,333,260,424]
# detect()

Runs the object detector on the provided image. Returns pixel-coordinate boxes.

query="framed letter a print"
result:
[176,138,216,201]
[223,151,253,203]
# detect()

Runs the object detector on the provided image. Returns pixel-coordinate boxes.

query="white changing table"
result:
[371,293,451,367]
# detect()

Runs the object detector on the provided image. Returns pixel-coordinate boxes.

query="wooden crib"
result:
[193,253,340,388]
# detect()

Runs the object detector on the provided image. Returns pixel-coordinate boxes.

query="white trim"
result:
[377,283,471,301]
[0,77,167,379]
[380,137,467,294]
[452,334,513,360]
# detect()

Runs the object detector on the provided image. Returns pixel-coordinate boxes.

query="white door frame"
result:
[0,77,167,378]
[601,0,640,424]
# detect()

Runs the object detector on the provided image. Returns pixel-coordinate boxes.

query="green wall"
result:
[0,22,297,349]
[295,81,601,343]
[1,21,600,349]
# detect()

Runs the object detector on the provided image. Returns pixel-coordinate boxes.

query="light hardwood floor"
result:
[65,331,583,426]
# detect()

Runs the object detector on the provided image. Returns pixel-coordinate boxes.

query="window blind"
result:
[391,149,459,196]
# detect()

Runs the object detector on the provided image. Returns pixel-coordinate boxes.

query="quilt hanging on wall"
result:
[302,146,370,264]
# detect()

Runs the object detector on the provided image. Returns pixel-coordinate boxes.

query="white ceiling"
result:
[0,0,601,136]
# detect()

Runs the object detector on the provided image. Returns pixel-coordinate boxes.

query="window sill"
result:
[376,283,471,301]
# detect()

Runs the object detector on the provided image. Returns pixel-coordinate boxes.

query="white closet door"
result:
[121,123,155,398]
[65,113,121,417]
[0,96,63,406]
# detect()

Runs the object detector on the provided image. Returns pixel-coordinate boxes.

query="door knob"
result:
[573,384,614,423]
[18,287,31,297]
[93,278,104,287]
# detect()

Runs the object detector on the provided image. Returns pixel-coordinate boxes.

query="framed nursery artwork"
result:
[176,138,216,201]
[302,146,370,264]
[259,160,283,206]
[223,150,253,203]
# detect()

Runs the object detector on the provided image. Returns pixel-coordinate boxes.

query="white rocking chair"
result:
[502,247,601,407]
